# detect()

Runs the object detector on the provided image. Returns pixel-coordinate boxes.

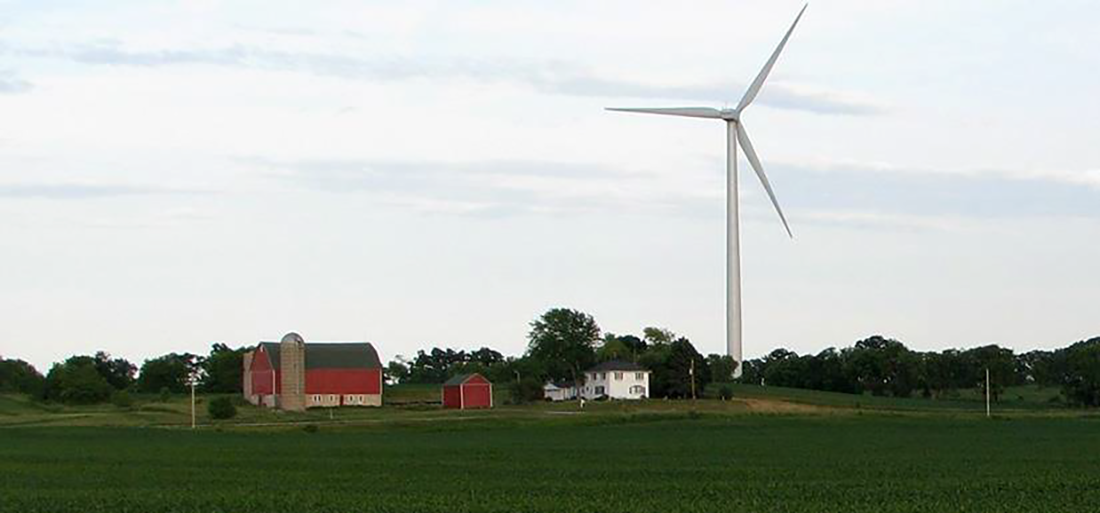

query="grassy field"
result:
[4,414,1100,512]
[2,386,1098,512]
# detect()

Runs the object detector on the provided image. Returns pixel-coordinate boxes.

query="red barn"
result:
[442,373,493,409]
[242,332,382,411]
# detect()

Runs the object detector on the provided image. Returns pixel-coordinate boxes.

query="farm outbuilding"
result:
[442,373,493,409]
[243,332,383,411]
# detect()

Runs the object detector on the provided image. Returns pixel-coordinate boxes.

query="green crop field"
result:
[3,404,1100,512]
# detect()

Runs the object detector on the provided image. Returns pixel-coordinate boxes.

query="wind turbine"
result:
[608,4,806,378]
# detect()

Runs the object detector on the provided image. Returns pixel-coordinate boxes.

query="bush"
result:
[303,424,319,434]
[158,387,171,403]
[207,397,237,420]
[111,390,134,409]
[44,359,113,405]
[718,385,734,400]
[508,378,545,404]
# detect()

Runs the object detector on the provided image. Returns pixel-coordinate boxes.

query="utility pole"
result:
[190,377,196,430]
[990,367,998,418]
[690,359,697,401]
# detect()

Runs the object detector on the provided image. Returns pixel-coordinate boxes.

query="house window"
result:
[614,372,623,380]
[635,372,644,380]
[630,385,646,395]
[595,386,605,395]
[600,373,607,380]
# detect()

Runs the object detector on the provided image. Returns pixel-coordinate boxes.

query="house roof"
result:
[443,373,487,386]
[543,380,575,390]
[257,342,382,370]
[586,360,648,372]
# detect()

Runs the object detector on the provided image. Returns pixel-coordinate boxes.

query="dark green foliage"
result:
[717,384,734,400]
[5,417,1100,512]
[707,354,738,383]
[665,338,711,398]
[110,390,133,409]
[385,358,410,384]
[526,308,599,382]
[138,353,198,393]
[92,351,136,391]
[207,396,237,420]
[159,387,172,403]
[736,335,1094,404]
[507,377,545,404]
[595,335,630,362]
[43,357,113,404]
[1061,337,1100,406]
[201,344,244,394]
[0,358,45,396]
[405,347,504,384]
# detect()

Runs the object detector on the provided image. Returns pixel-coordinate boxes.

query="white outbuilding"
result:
[542,381,578,402]
[581,360,650,400]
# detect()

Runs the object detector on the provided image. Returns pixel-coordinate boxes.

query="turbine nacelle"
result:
[719,109,740,121]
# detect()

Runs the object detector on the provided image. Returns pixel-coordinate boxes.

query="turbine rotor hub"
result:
[720,109,739,121]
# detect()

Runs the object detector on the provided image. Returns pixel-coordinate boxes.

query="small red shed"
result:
[442,373,493,409]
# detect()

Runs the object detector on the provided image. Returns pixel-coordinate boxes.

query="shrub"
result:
[718,385,734,400]
[303,424,319,434]
[158,387,171,403]
[508,378,545,404]
[111,390,134,409]
[207,397,237,420]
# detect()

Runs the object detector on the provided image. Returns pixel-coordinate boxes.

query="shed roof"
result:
[257,342,382,370]
[443,373,487,387]
[586,360,648,372]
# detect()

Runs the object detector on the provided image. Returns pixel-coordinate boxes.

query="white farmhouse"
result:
[581,360,650,400]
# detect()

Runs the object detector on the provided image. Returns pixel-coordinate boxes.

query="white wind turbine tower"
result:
[608,4,806,378]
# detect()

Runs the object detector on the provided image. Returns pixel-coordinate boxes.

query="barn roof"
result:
[443,373,486,386]
[257,342,382,370]
[586,360,648,372]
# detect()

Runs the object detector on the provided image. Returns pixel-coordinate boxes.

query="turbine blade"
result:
[736,123,793,238]
[736,4,808,113]
[606,107,722,119]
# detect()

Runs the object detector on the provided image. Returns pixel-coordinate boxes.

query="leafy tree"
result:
[1061,338,1100,407]
[526,308,600,382]
[706,354,738,383]
[843,336,918,397]
[138,353,199,394]
[508,377,545,404]
[208,396,237,420]
[963,345,1018,402]
[665,338,711,398]
[638,343,673,398]
[617,334,647,358]
[93,352,136,391]
[0,358,45,396]
[643,327,676,346]
[386,357,410,384]
[43,357,113,404]
[201,344,244,393]
[596,336,631,362]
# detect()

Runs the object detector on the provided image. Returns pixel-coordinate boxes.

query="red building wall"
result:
[462,383,492,409]
[250,349,276,395]
[305,369,382,395]
[443,375,492,409]
[443,385,463,409]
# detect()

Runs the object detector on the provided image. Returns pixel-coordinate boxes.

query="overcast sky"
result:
[2,0,1098,371]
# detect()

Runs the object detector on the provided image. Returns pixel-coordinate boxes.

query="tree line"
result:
[740,335,1100,406]
[4,310,1098,407]
[0,344,245,405]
